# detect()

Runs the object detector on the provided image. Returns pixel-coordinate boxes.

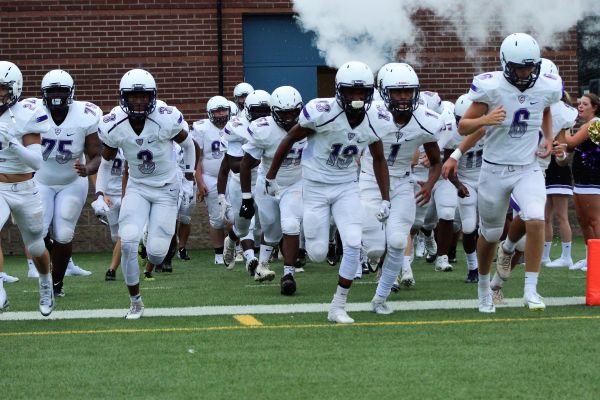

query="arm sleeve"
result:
[179,133,196,173]
[95,156,112,195]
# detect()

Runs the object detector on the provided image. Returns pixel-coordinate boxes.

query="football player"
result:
[363,63,443,313]
[240,85,306,293]
[232,82,254,115]
[191,95,231,264]
[31,69,102,296]
[97,69,195,319]
[0,61,53,316]
[458,33,562,312]
[266,61,390,324]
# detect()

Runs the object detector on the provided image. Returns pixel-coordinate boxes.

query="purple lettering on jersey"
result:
[302,106,311,120]
[543,73,558,80]
[470,84,479,92]
[103,113,116,123]
[377,108,390,121]
[479,73,493,80]
[425,111,438,119]
[36,115,48,123]
[223,127,231,135]
[315,101,330,112]
[247,127,254,136]
[177,113,183,124]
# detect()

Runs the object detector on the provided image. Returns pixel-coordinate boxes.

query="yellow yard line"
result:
[1,314,599,338]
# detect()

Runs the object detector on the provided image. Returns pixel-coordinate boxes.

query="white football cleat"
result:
[371,296,393,315]
[523,292,546,311]
[125,300,145,320]
[478,289,496,313]
[400,267,415,288]
[545,257,573,268]
[0,286,9,312]
[492,287,507,305]
[327,307,354,324]
[434,255,453,272]
[254,261,275,282]
[415,234,425,258]
[495,242,514,280]
[65,263,92,277]
[235,247,244,262]
[223,236,236,270]
[38,280,54,317]
[1,272,19,283]
[214,254,225,265]
[424,234,437,257]
[570,259,587,271]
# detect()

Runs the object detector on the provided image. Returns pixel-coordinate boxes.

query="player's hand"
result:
[537,140,553,159]
[415,181,433,207]
[457,183,470,199]
[265,178,280,198]
[418,153,430,168]
[552,141,569,161]
[239,197,255,220]
[218,194,230,221]
[74,159,88,177]
[91,195,110,216]
[484,105,506,126]
[196,180,208,202]
[376,200,391,223]
[103,194,113,207]
[181,179,195,208]
[442,158,458,179]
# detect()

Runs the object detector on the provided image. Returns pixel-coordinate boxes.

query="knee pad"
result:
[146,237,171,264]
[303,211,320,240]
[339,245,360,280]
[462,218,477,236]
[119,223,142,243]
[27,239,46,258]
[437,205,456,222]
[281,217,300,236]
[53,227,75,244]
[479,224,503,243]
[233,216,252,239]
[209,214,224,230]
[387,231,408,251]
[307,241,328,263]
[520,201,545,221]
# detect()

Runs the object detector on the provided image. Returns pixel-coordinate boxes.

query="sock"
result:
[284,265,295,276]
[243,249,255,260]
[130,294,142,303]
[332,285,350,308]
[561,242,572,260]
[490,273,505,289]
[259,244,273,263]
[27,259,35,269]
[543,241,551,260]
[503,239,517,253]
[67,258,75,269]
[403,255,412,271]
[524,271,539,296]
[214,246,224,255]
[38,273,52,285]
[466,251,478,271]
[478,272,490,292]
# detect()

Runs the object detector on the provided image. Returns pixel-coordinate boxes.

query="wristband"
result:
[241,192,253,199]
[450,149,463,161]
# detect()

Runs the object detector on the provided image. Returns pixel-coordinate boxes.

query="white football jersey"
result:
[98,100,186,187]
[445,129,485,185]
[191,119,225,177]
[298,98,383,184]
[361,102,442,178]
[419,91,443,114]
[0,99,50,174]
[467,71,562,165]
[103,148,125,197]
[32,100,101,186]
[223,115,250,158]
[244,116,306,187]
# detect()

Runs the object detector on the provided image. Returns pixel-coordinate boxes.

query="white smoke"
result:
[293,0,600,72]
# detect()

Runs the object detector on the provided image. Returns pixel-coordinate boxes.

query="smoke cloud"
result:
[293,0,600,72]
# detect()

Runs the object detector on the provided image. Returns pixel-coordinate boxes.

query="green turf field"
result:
[1,238,598,399]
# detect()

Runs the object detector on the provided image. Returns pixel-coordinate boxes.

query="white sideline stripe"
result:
[0,296,585,321]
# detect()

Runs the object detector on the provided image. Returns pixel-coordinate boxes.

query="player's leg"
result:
[278,181,302,294]
[433,179,458,272]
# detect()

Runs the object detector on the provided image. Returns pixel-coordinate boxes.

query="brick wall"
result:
[0,1,580,254]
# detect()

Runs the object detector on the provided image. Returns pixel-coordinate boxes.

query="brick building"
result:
[0,1,580,254]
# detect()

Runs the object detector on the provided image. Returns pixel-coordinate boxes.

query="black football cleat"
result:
[178,247,191,261]
[105,269,116,281]
[280,274,297,296]
[465,269,479,283]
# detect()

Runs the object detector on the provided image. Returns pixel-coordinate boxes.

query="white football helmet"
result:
[540,58,559,76]
[244,90,271,122]
[41,69,75,111]
[454,94,473,120]
[206,95,230,126]
[379,63,420,116]
[500,33,541,90]
[376,63,395,90]
[335,61,374,114]
[228,100,239,117]
[233,82,254,110]
[270,86,303,131]
[0,61,23,112]
[119,69,157,118]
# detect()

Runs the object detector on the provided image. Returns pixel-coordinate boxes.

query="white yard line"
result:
[0,297,586,321]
